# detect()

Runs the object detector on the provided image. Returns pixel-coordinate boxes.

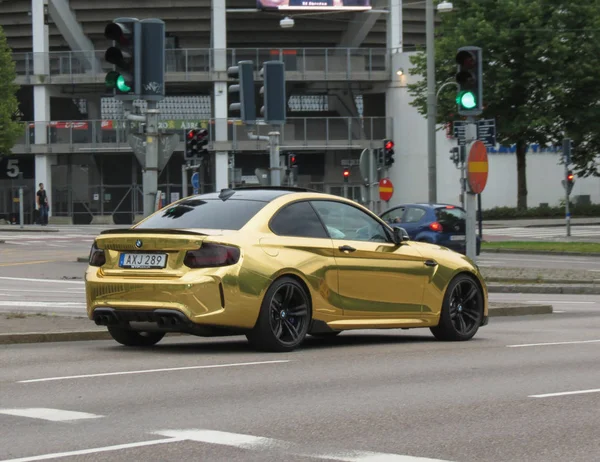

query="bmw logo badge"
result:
[135,239,143,248]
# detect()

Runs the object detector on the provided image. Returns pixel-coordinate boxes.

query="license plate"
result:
[450,235,466,241]
[119,253,168,269]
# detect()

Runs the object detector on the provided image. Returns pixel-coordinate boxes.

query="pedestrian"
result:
[36,183,49,226]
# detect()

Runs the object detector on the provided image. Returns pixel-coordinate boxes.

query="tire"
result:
[430,274,484,342]
[107,326,165,347]
[246,276,311,352]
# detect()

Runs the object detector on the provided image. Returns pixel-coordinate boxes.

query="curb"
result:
[0,330,111,345]
[481,249,600,257]
[488,284,600,294]
[485,277,599,285]
[488,304,553,317]
[0,228,60,233]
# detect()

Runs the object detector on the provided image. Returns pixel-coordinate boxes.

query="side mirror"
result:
[393,226,410,245]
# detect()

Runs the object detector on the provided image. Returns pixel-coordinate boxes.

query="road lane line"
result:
[0,276,84,284]
[0,261,56,267]
[529,388,600,399]
[154,429,452,461]
[0,437,183,462]
[507,339,600,348]
[0,301,85,308]
[18,360,292,383]
[0,408,102,422]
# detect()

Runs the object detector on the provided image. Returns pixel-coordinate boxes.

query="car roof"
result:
[188,186,323,202]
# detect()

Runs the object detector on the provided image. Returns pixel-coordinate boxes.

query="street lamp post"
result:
[426,0,453,203]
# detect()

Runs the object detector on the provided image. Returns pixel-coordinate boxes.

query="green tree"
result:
[0,24,23,156]
[407,0,600,210]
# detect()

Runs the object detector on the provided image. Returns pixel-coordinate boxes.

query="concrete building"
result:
[1,0,597,225]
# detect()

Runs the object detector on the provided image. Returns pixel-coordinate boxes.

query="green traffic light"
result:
[457,91,477,109]
[116,74,131,92]
[104,71,131,93]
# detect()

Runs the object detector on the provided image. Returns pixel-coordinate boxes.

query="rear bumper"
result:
[85,266,266,330]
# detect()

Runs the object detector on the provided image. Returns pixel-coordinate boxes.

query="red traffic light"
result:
[343,169,350,177]
[187,130,195,139]
[567,172,574,181]
[385,140,394,151]
[291,156,296,164]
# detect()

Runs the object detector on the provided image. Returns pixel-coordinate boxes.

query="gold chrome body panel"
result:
[85,192,488,333]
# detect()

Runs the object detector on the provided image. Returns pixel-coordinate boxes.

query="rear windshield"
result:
[435,207,466,228]
[136,198,267,230]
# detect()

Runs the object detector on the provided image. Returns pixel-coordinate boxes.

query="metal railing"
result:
[14,117,392,152]
[12,47,390,83]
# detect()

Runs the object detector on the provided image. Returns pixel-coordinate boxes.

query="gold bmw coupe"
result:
[86,187,488,352]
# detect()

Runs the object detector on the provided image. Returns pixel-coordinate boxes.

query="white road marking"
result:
[507,339,600,348]
[154,429,452,461]
[0,276,84,284]
[553,311,567,313]
[529,388,600,399]
[525,301,594,304]
[0,301,85,308]
[0,437,183,462]
[0,289,84,295]
[18,360,292,383]
[0,408,102,422]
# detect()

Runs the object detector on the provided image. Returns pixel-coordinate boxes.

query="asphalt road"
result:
[483,224,600,242]
[1,307,599,462]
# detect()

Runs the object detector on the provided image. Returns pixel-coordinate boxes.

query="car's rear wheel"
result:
[246,276,311,352]
[107,326,165,347]
[430,274,483,341]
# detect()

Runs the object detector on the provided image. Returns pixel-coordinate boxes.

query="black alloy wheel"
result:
[430,274,483,341]
[247,277,311,352]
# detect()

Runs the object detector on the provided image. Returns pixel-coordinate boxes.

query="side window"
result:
[311,200,391,243]
[270,201,329,238]
[403,207,426,223]
[381,207,405,224]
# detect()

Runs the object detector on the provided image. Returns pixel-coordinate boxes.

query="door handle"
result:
[338,245,356,253]
[424,259,438,267]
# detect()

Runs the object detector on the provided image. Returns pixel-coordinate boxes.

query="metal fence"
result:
[12,47,390,83]
[14,117,392,153]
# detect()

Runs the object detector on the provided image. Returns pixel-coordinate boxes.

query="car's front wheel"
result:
[430,274,484,341]
[246,276,311,352]
[107,326,165,347]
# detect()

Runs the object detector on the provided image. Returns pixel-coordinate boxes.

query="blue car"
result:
[380,203,481,256]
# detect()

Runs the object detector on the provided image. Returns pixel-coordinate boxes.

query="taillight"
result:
[184,243,240,268]
[89,242,106,267]
[429,221,443,232]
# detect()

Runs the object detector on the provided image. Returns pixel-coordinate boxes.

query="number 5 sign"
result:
[0,156,34,180]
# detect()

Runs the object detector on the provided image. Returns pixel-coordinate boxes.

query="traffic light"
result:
[185,129,209,160]
[383,139,395,167]
[139,19,165,101]
[563,170,575,195]
[343,168,350,183]
[185,129,198,160]
[103,18,141,99]
[288,154,297,167]
[259,61,286,125]
[455,46,483,116]
[227,60,256,124]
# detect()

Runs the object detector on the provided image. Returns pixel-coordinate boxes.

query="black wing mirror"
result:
[393,226,410,245]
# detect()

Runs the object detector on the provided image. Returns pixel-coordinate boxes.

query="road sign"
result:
[358,148,370,182]
[453,121,467,146]
[129,133,178,173]
[476,119,496,148]
[191,172,199,194]
[467,140,489,194]
[379,178,394,202]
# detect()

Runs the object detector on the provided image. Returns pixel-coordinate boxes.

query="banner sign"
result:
[258,0,371,11]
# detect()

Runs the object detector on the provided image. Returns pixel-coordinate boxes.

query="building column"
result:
[32,0,57,217]
[212,0,228,191]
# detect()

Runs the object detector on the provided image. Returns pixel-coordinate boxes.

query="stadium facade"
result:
[0,0,437,224]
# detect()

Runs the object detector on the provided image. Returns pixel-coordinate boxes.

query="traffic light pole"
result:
[269,131,281,187]
[465,118,477,261]
[564,161,571,237]
[143,103,159,217]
